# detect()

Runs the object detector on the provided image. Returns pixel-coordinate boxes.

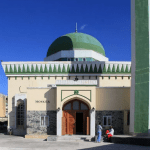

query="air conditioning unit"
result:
[47,84,56,88]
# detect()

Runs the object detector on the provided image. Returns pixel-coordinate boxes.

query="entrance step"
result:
[57,135,94,142]
[47,135,94,142]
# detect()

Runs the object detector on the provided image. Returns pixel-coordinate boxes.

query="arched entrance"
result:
[62,99,90,135]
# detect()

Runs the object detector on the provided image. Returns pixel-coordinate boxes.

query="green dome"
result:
[46,32,105,57]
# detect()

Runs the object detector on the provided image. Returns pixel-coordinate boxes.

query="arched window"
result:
[64,103,71,110]
[17,99,24,126]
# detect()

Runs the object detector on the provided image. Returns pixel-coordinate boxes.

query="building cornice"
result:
[1,61,131,75]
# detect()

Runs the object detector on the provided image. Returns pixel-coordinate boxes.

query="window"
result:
[83,58,86,61]
[73,101,79,110]
[40,116,49,127]
[64,103,71,110]
[103,116,112,126]
[68,58,71,61]
[81,103,88,110]
[17,100,24,126]
[75,58,78,61]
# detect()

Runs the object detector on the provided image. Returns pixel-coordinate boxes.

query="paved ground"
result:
[0,133,150,150]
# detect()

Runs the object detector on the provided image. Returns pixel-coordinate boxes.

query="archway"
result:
[62,99,90,135]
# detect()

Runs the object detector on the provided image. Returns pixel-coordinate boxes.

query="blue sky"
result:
[0,0,131,95]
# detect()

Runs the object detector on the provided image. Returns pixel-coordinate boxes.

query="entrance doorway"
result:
[62,99,90,135]
[76,112,83,134]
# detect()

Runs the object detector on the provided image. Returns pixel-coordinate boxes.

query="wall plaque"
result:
[35,100,50,103]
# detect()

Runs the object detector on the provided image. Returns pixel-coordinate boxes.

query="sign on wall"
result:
[35,100,50,103]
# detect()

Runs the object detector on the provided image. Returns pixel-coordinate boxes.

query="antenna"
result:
[75,22,77,33]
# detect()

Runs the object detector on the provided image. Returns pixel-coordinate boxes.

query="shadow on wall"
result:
[25,89,57,136]
[7,96,27,137]
[45,88,57,136]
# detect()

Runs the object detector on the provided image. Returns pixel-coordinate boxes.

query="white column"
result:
[90,110,95,136]
[57,109,62,136]
[130,0,135,135]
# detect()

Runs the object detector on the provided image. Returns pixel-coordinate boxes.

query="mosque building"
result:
[1,27,131,138]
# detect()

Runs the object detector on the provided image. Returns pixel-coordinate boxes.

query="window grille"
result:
[103,116,112,126]
[40,116,49,127]
[17,100,24,126]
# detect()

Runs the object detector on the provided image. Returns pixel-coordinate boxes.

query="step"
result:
[57,135,93,142]
[47,135,94,142]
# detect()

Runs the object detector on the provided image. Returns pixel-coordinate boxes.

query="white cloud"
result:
[80,24,87,30]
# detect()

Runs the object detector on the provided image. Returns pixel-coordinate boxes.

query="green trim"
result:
[10,65,13,73]
[5,65,8,73]
[4,63,131,74]
[15,76,17,80]
[112,64,115,73]
[22,64,26,73]
[22,76,23,80]
[27,65,30,73]
[35,76,36,80]
[61,90,91,102]
[44,64,48,73]
[31,64,34,73]
[40,65,43,73]
[18,65,21,73]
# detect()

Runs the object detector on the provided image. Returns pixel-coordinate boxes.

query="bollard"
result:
[95,135,97,142]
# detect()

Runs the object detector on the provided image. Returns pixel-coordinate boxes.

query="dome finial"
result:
[75,22,77,33]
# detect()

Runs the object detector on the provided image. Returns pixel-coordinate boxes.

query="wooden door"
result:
[68,112,76,135]
[87,117,90,135]
[62,117,66,135]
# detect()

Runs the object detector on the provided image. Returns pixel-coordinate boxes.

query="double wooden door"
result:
[62,100,90,135]
[62,110,89,135]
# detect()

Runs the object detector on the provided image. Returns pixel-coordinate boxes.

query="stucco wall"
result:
[56,86,96,109]
[96,87,130,110]
[0,94,6,117]
[27,88,56,111]
[8,76,131,128]
[98,76,131,87]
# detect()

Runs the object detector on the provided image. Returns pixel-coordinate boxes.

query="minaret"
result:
[75,22,77,33]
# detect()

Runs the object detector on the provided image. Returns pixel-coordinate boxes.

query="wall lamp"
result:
[74,76,78,81]
[57,107,60,111]
[92,107,95,111]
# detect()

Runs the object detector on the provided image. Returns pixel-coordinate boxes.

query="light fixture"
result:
[74,76,78,81]
[57,107,60,111]
[92,107,95,111]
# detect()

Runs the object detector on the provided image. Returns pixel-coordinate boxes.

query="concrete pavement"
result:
[0,134,150,150]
